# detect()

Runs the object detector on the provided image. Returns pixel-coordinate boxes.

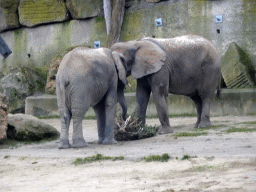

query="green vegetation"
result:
[144,153,170,162]
[181,154,197,160]
[0,139,19,149]
[73,154,124,165]
[174,132,208,137]
[239,121,256,125]
[0,135,59,149]
[195,124,227,131]
[224,127,256,133]
[4,155,10,159]
[186,164,226,172]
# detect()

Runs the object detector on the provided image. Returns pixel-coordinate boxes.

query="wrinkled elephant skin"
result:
[56,47,127,149]
[111,35,221,133]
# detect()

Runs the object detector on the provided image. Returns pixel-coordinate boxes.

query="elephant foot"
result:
[158,126,173,135]
[102,138,117,145]
[72,138,88,148]
[193,123,199,128]
[198,121,211,128]
[97,138,104,144]
[58,140,71,149]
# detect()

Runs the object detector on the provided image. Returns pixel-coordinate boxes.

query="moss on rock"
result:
[66,0,103,19]
[221,42,256,88]
[0,0,20,31]
[18,0,69,27]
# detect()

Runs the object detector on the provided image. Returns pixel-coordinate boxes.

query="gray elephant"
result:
[111,35,221,134]
[56,47,127,149]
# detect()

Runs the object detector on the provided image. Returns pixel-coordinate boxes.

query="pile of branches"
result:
[114,112,159,141]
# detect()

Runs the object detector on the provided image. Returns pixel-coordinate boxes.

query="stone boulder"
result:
[18,0,69,27]
[0,68,46,113]
[221,42,256,88]
[0,0,20,32]
[0,93,8,140]
[7,113,59,141]
[66,0,103,19]
[45,56,62,94]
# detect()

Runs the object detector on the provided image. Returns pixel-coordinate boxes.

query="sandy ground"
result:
[1,116,256,192]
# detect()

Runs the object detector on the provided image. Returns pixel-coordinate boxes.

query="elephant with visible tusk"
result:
[111,35,221,134]
[56,47,127,149]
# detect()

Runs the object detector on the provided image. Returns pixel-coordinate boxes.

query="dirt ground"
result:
[1,115,256,192]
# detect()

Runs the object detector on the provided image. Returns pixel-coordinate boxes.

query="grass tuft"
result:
[181,154,197,160]
[144,153,170,162]
[174,132,208,137]
[225,127,256,133]
[73,154,124,165]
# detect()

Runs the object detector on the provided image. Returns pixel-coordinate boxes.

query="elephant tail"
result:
[58,79,70,119]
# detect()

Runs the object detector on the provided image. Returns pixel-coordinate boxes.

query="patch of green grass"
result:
[181,154,197,160]
[0,135,59,149]
[224,127,256,133]
[146,113,197,119]
[4,155,10,159]
[22,135,60,145]
[174,132,208,137]
[144,153,170,162]
[196,124,227,131]
[37,115,97,120]
[37,115,60,119]
[239,121,256,125]
[0,139,19,149]
[73,154,124,165]
[205,156,215,161]
[186,164,226,172]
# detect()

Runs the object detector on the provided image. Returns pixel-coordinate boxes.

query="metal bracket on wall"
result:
[155,18,162,27]
[215,15,222,23]
[94,41,101,49]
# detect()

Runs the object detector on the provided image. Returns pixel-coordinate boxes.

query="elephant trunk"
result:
[117,81,127,121]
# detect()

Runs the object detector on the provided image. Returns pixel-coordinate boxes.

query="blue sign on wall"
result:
[155,18,162,27]
[94,41,101,49]
[215,15,222,23]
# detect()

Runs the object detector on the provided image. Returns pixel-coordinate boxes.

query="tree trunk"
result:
[106,0,125,48]
[103,0,112,35]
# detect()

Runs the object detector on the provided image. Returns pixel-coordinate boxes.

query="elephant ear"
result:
[132,40,166,79]
[112,51,128,85]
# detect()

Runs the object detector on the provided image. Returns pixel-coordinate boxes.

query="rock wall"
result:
[1,0,256,73]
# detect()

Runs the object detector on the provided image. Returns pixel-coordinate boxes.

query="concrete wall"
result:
[0,18,107,74]
[1,0,256,75]
[25,89,256,118]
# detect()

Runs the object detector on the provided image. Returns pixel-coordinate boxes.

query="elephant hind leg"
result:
[191,93,211,128]
[190,95,202,128]
[93,98,106,144]
[199,97,211,128]
[151,84,173,134]
[71,106,88,148]
[58,106,71,149]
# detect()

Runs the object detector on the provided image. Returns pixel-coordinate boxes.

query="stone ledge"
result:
[25,89,256,118]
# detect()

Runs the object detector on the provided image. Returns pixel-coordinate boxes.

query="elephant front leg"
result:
[136,80,151,125]
[152,86,173,135]
[71,108,88,148]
